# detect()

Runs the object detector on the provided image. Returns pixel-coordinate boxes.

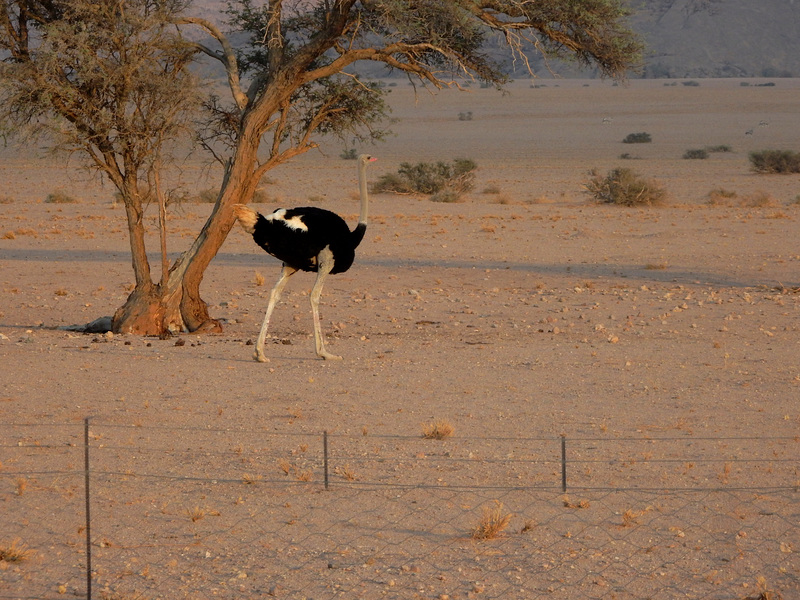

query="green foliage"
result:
[584,168,666,207]
[0,0,198,173]
[373,159,477,200]
[683,149,708,160]
[623,132,652,144]
[749,150,800,174]
[45,190,78,204]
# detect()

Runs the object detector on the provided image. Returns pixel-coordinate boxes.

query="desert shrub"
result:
[430,189,463,203]
[681,80,700,86]
[421,420,454,439]
[622,132,652,144]
[458,111,473,121]
[749,150,800,174]
[45,190,77,204]
[706,188,738,205]
[584,168,666,207]
[683,148,709,159]
[340,147,358,160]
[252,188,269,203]
[195,188,218,203]
[372,158,476,199]
[742,191,776,207]
[371,172,407,193]
[706,144,732,153]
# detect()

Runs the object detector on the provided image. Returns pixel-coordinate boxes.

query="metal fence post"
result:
[84,417,92,600]
[323,430,329,490]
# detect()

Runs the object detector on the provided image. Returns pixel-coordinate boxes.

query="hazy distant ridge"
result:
[188,0,800,79]
[634,0,800,77]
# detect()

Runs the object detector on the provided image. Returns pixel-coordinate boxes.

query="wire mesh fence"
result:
[1,421,797,599]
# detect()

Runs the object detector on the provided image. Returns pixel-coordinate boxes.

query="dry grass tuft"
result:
[99,589,150,600]
[470,501,512,540]
[740,577,784,600]
[563,495,590,509]
[0,538,35,563]
[421,420,454,440]
[253,271,265,286]
[187,506,205,522]
[620,505,652,527]
[334,464,358,481]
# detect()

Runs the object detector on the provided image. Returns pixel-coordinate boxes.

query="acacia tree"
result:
[1,0,202,333]
[1,0,643,335]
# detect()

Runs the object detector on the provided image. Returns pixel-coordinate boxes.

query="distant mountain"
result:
[632,0,800,78]
[187,1,800,79]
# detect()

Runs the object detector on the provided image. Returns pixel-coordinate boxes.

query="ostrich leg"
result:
[254,264,297,363]
[311,250,342,361]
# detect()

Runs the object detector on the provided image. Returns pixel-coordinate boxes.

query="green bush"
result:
[749,150,800,174]
[372,158,477,198]
[622,132,652,144]
[430,189,464,203]
[584,168,666,207]
[45,190,78,204]
[683,149,709,160]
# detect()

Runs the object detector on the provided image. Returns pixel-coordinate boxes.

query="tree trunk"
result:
[111,131,262,335]
[112,282,167,336]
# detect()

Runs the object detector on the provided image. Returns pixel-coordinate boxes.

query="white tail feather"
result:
[233,204,258,234]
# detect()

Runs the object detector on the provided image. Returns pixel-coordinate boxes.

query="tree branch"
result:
[176,16,248,111]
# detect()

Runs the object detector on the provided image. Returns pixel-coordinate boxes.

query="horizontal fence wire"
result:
[1,421,797,600]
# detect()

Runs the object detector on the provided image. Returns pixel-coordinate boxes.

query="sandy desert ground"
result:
[1,78,799,599]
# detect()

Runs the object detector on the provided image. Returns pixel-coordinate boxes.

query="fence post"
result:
[561,435,567,493]
[84,417,92,600]
[323,430,329,490]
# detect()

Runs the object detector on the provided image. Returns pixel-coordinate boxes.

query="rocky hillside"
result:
[633,0,800,78]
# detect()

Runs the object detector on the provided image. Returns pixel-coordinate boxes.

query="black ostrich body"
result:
[233,154,375,362]
[251,206,366,274]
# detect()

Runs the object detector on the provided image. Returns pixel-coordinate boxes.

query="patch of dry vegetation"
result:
[584,168,666,207]
[0,538,34,563]
[470,501,512,540]
[421,420,454,440]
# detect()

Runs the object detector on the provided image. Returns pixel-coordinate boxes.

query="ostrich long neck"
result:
[357,158,369,227]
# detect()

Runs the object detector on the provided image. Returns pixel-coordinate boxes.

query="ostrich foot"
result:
[319,350,342,361]
[254,349,270,363]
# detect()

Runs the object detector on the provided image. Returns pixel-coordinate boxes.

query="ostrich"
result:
[233,154,377,362]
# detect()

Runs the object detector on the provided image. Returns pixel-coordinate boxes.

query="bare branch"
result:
[176,16,248,111]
